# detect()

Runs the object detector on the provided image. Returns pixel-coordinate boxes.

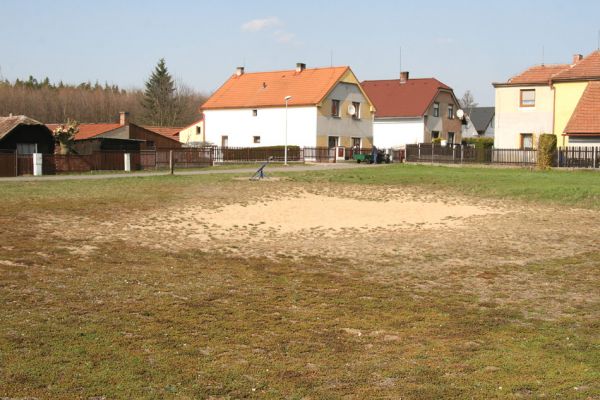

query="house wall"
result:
[316,82,374,148]
[424,90,463,143]
[179,120,205,144]
[203,106,318,147]
[494,85,554,148]
[553,81,589,147]
[372,118,425,148]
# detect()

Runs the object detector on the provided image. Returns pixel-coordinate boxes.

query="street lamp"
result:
[284,95,292,165]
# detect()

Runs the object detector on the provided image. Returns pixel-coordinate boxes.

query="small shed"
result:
[0,115,55,154]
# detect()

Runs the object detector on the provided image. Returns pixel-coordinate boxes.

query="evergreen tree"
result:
[142,58,178,126]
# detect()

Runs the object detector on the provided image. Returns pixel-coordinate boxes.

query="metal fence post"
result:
[431,142,434,164]
[594,147,597,169]
[418,143,421,160]
[460,145,464,164]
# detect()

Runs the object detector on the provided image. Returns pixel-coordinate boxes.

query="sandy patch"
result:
[184,192,495,233]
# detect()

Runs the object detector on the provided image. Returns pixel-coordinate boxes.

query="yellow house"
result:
[178,118,205,145]
[551,51,600,147]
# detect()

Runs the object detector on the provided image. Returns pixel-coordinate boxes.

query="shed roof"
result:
[0,115,50,141]
[46,123,123,140]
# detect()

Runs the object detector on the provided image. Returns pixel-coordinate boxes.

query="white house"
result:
[361,72,463,148]
[201,63,375,149]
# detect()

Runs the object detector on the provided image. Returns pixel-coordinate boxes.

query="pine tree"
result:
[142,58,178,126]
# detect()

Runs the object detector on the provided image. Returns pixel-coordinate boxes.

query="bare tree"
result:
[459,90,478,113]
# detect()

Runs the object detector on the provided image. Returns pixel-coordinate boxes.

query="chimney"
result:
[296,62,306,73]
[573,54,583,64]
[119,111,129,126]
[400,71,409,83]
[235,66,245,76]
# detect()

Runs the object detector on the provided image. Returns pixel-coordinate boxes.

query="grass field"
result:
[0,164,599,399]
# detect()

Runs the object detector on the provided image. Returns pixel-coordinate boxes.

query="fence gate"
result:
[0,150,17,177]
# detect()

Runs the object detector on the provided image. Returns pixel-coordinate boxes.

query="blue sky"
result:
[1,0,599,105]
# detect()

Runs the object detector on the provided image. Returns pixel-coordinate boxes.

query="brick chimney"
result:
[296,62,306,73]
[399,71,409,83]
[573,54,583,64]
[235,66,245,76]
[119,111,129,126]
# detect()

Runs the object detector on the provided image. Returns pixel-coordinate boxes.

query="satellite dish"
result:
[347,104,356,116]
[456,109,465,119]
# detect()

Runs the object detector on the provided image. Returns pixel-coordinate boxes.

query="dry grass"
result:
[0,166,599,399]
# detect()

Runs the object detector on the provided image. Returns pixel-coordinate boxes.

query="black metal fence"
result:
[405,144,600,168]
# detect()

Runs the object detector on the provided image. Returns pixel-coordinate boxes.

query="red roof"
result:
[506,64,570,85]
[553,51,600,81]
[201,66,350,109]
[46,123,122,140]
[564,82,600,135]
[141,126,183,138]
[361,78,452,118]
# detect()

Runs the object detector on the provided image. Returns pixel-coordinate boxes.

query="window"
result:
[253,136,261,144]
[352,101,361,120]
[16,143,37,154]
[196,126,202,135]
[331,99,340,117]
[447,132,455,145]
[520,89,535,107]
[520,133,533,149]
[431,131,440,140]
[447,104,454,119]
[433,102,440,117]
[351,137,362,148]
[221,135,229,147]
[328,136,339,148]
[146,141,155,150]
[252,109,258,117]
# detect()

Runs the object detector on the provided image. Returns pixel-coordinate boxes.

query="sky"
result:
[1,0,599,105]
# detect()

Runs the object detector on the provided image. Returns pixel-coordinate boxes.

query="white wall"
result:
[373,118,424,148]
[204,106,318,147]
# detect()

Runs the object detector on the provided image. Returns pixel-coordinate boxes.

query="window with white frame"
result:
[331,100,340,117]
[352,101,361,119]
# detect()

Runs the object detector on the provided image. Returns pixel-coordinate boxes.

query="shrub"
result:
[462,137,494,149]
[537,134,557,169]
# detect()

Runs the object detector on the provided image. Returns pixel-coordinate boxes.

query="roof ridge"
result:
[232,65,349,76]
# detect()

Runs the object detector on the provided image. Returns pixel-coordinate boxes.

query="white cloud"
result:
[241,17,282,32]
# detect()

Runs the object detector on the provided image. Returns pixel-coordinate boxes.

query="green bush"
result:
[462,137,494,149]
[537,134,557,170]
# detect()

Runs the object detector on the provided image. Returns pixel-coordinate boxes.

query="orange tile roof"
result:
[201,66,350,109]
[142,126,183,137]
[46,123,122,140]
[506,64,570,85]
[553,51,600,81]
[564,82,600,135]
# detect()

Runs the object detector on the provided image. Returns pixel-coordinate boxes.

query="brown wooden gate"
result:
[0,150,17,177]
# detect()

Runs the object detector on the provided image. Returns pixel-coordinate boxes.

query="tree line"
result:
[0,59,206,126]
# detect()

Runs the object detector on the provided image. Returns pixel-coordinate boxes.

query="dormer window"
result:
[331,99,340,117]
